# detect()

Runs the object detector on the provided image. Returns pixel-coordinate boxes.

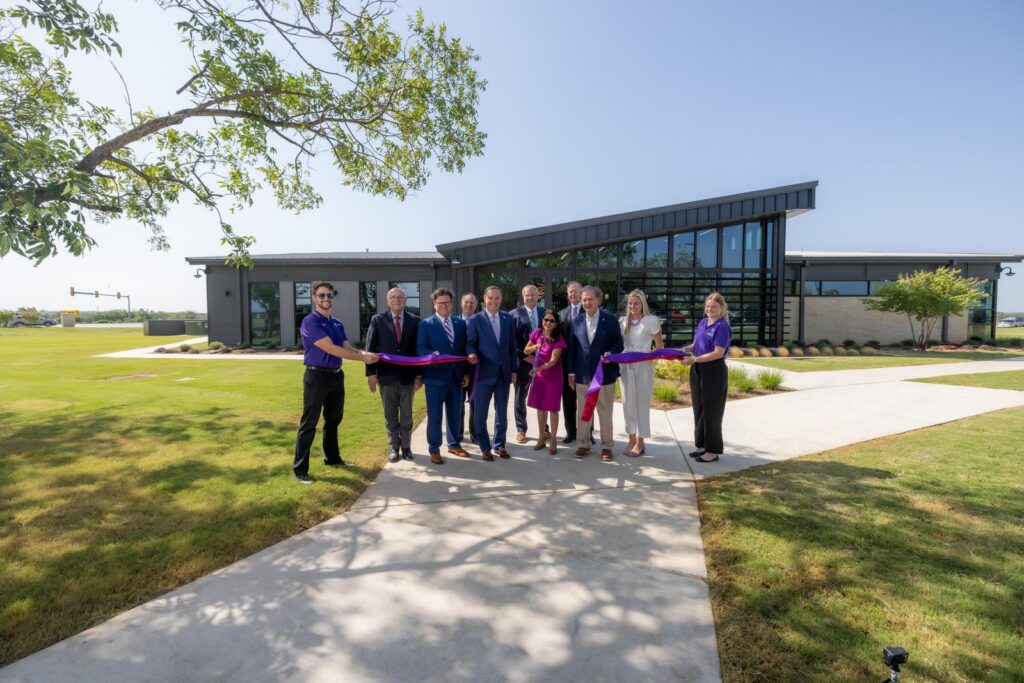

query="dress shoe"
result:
[562,435,575,444]
[600,449,613,462]
[447,447,470,457]
[688,450,706,459]
[323,459,347,467]
[481,451,495,461]
[430,452,445,465]
[574,447,590,458]
[295,474,314,484]
[694,453,720,463]
[401,449,414,461]
[515,432,527,444]
[387,450,400,463]
[548,442,557,455]
[496,448,511,459]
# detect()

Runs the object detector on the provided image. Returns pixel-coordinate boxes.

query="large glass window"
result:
[476,271,519,311]
[358,281,377,344]
[744,222,763,268]
[765,221,774,269]
[578,272,619,314]
[820,281,869,296]
[673,231,695,269]
[868,280,893,294]
[526,252,572,268]
[249,283,280,346]
[646,236,669,268]
[696,228,718,268]
[389,281,420,316]
[578,245,617,269]
[621,240,644,268]
[294,282,312,347]
[721,225,743,269]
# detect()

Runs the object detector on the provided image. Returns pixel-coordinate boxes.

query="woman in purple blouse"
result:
[682,292,732,463]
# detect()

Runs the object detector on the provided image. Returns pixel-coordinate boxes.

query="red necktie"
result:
[392,315,401,342]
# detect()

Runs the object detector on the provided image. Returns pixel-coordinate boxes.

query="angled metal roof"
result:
[436,181,818,265]
[785,251,1023,264]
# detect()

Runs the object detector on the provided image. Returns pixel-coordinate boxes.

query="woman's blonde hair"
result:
[622,289,650,336]
[705,291,729,320]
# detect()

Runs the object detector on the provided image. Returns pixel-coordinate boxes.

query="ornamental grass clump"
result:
[728,346,745,359]
[819,346,834,356]
[744,347,759,357]
[861,345,879,356]
[728,366,758,393]
[775,346,790,357]
[789,347,804,357]
[834,346,848,356]
[757,369,784,390]
[179,343,192,352]
[846,347,860,356]
[806,346,820,356]
[653,380,679,403]
[758,347,773,358]
[209,341,223,350]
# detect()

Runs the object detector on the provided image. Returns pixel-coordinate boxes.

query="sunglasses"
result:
[542,318,557,324]
[315,293,334,300]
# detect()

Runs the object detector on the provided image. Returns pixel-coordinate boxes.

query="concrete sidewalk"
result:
[0,403,720,683]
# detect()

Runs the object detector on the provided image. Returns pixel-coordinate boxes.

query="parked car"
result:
[10,315,57,327]
[997,317,1024,328]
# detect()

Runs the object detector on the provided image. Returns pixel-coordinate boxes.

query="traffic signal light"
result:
[95,291,99,298]
[70,287,75,296]
[117,292,121,299]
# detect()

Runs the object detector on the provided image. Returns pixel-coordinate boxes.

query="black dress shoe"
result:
[323,459,347,467]
[388,450,400,463]
[562,435,575,444]
[401,449,414,461]
[694,454,720,463]
[688,450,706,459]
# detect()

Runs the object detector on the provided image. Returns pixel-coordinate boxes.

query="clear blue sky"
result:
[1,0,1022,312]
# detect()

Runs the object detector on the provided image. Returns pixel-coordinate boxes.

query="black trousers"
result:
[690,359,728,454]
[513,364,533,434]
[561,368,577,439]
[293,367,345,475]
[459,376,476,443]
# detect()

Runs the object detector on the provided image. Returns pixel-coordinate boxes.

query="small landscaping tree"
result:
[16,307,40,323]
[0,309,13,326]
[863,267,986,350]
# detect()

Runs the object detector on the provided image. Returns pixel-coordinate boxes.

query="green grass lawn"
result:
[698,407,1024,682]
[996,326,1024,339]
[738,349,1022,373]
[0,327,420,666]
[914,369,1024,391]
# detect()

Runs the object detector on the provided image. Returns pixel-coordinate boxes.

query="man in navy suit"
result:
[365,287,421,463]
[510,284,547,443]
[567,285,624,462]
[457,292,479,444]
[466,285,517,461]
[416,288,471,465]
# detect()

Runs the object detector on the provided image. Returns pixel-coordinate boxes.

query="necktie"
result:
[442,317,454,346]
[393,314,401,342]
[529,308,537,330]
[491,313,500,341]
[572,305,579,322]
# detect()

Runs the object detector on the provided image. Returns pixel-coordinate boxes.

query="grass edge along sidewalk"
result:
[697,405,1024,682]
[0,327,421,667]
[738,348,1023,373]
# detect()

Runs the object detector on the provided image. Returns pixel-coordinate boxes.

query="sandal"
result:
[548,443,557,455]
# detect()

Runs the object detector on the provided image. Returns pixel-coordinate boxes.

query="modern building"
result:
[187,181,1021,347]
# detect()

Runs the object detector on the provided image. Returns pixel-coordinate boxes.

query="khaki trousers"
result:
[576,383,615,450]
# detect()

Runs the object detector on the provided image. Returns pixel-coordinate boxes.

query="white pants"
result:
[619,362,654,438]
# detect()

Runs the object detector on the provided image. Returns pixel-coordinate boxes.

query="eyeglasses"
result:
[315,293,334,300]
[542,318,557,324]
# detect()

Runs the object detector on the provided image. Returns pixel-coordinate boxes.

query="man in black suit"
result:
[457,292,479,444]
[566,285,623,462]
[365,287,421,463]
[558,280,583,443]
[510,284,546,443]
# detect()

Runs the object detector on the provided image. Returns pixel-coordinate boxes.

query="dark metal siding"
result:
[206,266,243,344]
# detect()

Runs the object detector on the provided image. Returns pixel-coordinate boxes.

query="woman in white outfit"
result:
[618,289,664,457]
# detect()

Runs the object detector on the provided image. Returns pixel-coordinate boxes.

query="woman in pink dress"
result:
[525,311,567,455]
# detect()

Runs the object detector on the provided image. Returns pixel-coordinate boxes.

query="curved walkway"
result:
[4,357,1023,682]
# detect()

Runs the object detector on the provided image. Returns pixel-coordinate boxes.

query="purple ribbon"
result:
[582,349,689,422]
[377,353,468,366]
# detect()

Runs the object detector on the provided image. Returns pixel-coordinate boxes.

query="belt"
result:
[305,365,342,374]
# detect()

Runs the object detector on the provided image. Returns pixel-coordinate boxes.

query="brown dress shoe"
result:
[481,451,494,461]
[447,447,470,457]
[574,447,590,458]
[601,449,613,462]
[496,448,511,459]
[515,432,527,444]
[430,452,445,465]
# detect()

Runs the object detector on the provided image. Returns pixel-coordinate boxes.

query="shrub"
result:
[1008,338,1023,348]
[900,339,916,347]
[154,347,167,354]
[178,343,192,352]
[865,340,881,347]
[806,346,821,356]
[757,369,784,390]
[820,346,834,356]
[789,347,804,357]
[209,341,223,350]
[744,347,759,357]
[188,348,200,354]
[846,347,860,356]
[728,366,758,393]
[861,346,879,356]
[758,347,773,358]
[656,359,690,382]
[967,336,983,343]
[728,346,745,359]
[833,346,848,356]
[784,341,799,352]
[775,346,790,357]
[814,339,833,348]
[653,381,679,403]
[926,340,939,347]
[842,339,857,347]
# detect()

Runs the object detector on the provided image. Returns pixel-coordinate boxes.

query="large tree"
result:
[0,0,486,264]
[863,266,987,349]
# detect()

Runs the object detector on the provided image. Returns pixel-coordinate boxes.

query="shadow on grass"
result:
[701,459,1024,682]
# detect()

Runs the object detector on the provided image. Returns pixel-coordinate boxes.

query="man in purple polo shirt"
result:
[293,281,379,484]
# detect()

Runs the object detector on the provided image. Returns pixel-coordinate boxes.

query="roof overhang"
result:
[186,252,448,267]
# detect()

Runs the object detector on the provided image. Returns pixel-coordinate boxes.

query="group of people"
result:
[291,280,732,484]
